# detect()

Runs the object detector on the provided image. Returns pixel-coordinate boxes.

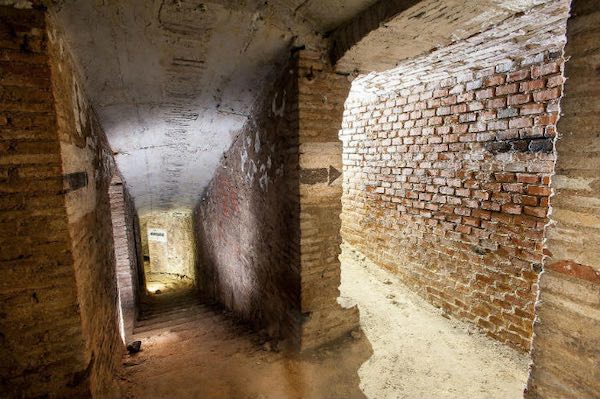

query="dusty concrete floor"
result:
[120,246,528,399]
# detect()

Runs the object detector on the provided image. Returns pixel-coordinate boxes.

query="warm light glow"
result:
[117,290,126,345]
[146,281,166,294]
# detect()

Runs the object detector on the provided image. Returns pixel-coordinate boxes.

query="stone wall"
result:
[340,2,569,352]
[195,51,358,349]
[526,0,600,397]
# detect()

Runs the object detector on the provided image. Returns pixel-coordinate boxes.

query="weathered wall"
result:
[296,53,359,350]
[141,209,195,287]
[0,6,90,397]
[48,11,123,398]
[340,2,568,352]
[526,1,600,397]
[109,175,140,342]
[195,54,301,342]
[195,51,358,348]
[0,5,124,398]
[331,0,556,75]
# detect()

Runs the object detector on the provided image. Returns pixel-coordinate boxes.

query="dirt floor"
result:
[120,245,529,399]
[338,244,530,399]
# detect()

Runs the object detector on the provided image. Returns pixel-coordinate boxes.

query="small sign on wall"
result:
[148,228,167,243]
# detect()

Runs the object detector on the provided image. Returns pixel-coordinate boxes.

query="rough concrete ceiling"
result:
[334,0,552,74]
[51,0,377,214]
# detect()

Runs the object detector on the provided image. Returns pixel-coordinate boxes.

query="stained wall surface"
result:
[195,51,358,348]
[340,1,569,352]
[526,0,600,397]
[0,5,125,398]
[48,12,124,398]
[195,54,302,342]
[141,209,196,287]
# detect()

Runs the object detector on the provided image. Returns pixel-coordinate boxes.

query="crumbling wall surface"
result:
[526,1,600,397]
[340,1,569,352]
[47,12,123,398]
[194,56,301,342]
[0,6,90,398]
[109,176,140,342]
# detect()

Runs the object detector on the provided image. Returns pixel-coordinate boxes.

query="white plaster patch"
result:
[240,146,248,173]
[552,175,594,191]
[272,90,286,117]
[246,159,257,184]
[72,77,88,138]
[259,172,268,192]
[254,131,261,153]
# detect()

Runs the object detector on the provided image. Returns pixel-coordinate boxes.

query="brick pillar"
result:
[0,5,92,398]
[526,1,600,397]
[1,5,125,397]
[296,52,359,350]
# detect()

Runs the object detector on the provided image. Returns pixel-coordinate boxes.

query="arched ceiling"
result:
[51,0,380,214]
[331,0,553,74]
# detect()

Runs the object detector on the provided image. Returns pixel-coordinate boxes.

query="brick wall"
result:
[194,54,302,343]
[0,5,129,397]
[0,6,91,397]
[47,12,124,398]
[296,53,359,350]
[340,2,568,352]
[109,175,140,342]
[526,1,600,397]
[195,51,358,349]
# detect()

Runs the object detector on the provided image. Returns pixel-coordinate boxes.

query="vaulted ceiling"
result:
[52,0,381,214]
[51,0,550,214]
